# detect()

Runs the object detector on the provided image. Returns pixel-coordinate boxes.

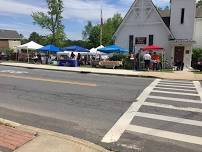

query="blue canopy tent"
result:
[97,45,128,54]
[38,44,60,53]
[62,45,89,53]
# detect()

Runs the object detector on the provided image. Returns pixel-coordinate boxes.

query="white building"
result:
[114,0,201,69]
[194,8,202,48]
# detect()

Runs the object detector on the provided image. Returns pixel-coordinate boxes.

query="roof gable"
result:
[114,0,173,38]
[0,29,21,40]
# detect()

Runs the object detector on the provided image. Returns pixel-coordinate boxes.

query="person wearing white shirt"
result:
[143,52,151,71]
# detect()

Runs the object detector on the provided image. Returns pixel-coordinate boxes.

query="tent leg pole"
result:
[27,48,29,63]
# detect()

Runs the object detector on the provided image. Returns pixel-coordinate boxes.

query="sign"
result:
[135,37,147,44]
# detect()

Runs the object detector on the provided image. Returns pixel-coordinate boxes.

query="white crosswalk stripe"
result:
[126,125,202,146]
[158,82,195,87]
[102,79,202,147]
[151,90,200,96]
[143,102,202,113]
[154,86,197,92]
[156,84,196,89]
[148,95,202,104]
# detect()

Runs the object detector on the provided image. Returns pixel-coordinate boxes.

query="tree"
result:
[197,0,202,8]
[102,13,123,45]
[82,21,93,40]
[83,13,123,47]
[32,0,66,45]
[28,32,41,43]
[88,25,100,47]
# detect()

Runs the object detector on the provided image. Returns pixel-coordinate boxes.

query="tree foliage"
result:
[82,13,123,48]
[82,21,93,40]
[28,32,41,43]
[32,0,66,46]
[197,0,202,8]
[192,48,202,62]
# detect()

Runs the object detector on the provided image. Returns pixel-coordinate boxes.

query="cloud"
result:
[0,0,124,21]
[62,0,124,21]
[0,0,46,15]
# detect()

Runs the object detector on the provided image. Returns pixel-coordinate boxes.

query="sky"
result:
[0,0,172,40]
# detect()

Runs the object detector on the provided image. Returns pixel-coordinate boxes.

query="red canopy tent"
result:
[142,45,163,51]
[140,45,165,69]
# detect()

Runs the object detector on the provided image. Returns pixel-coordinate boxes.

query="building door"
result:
[174,46,184,63]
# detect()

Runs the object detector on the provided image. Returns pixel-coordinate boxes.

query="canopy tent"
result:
[140,45,165,70]
[89,45,105,55]
[17,41,43,63]
[142,45,163,51]
[17,41,43,50]
[97,45,128,54]
[62,45,89,53]
[38,44,60,53]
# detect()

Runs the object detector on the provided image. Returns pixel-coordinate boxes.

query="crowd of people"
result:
[143,52,162,71]
[32,53,56,64]
[130,51,162,71]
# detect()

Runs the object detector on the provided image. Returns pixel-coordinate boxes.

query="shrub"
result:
[192,48,202,62]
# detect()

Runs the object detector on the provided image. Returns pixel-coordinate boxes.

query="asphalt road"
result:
[0,65,152,151]
[0,65,202,152]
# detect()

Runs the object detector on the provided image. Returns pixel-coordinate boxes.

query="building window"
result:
[181,8,185,24]
[149,35,154,46]
[129,35,134,53]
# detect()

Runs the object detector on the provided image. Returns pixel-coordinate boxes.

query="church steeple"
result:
[170,0,196,40]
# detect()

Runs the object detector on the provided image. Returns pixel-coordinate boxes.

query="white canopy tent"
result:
[17,41,43,63]
[89,45,105,55]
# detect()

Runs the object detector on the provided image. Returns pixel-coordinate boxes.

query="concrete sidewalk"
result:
[0,62,202,80]
[0,119,111,152]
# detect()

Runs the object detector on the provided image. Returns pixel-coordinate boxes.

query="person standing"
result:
[151,52,160,71]
[70,52,75,59]
[77,53,81,67]
[143,52,151,71]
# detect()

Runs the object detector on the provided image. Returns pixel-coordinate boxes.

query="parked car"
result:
[196,60,202,71]
[192,59,202,71]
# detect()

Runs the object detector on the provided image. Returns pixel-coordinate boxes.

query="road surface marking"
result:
[148,96,202,104]
[158,82,194,87]
[151,90,200,96]
[101,79,160,143]
[0,74,96,87]
[102,79,202,146]
[136,112,202,127]
[160,80,193,84]
[143,102,202,113]
[193,81,202,101]
[156,84,196,89]
[126,125,202,146]
[154,87,197,92]
[0,70,28,74]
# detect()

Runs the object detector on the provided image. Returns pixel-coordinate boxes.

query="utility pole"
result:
[100,8,103,46]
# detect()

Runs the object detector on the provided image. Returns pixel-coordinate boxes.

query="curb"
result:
[0,63,158,79]
[0,118,111,152]
[1,63,202,81]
